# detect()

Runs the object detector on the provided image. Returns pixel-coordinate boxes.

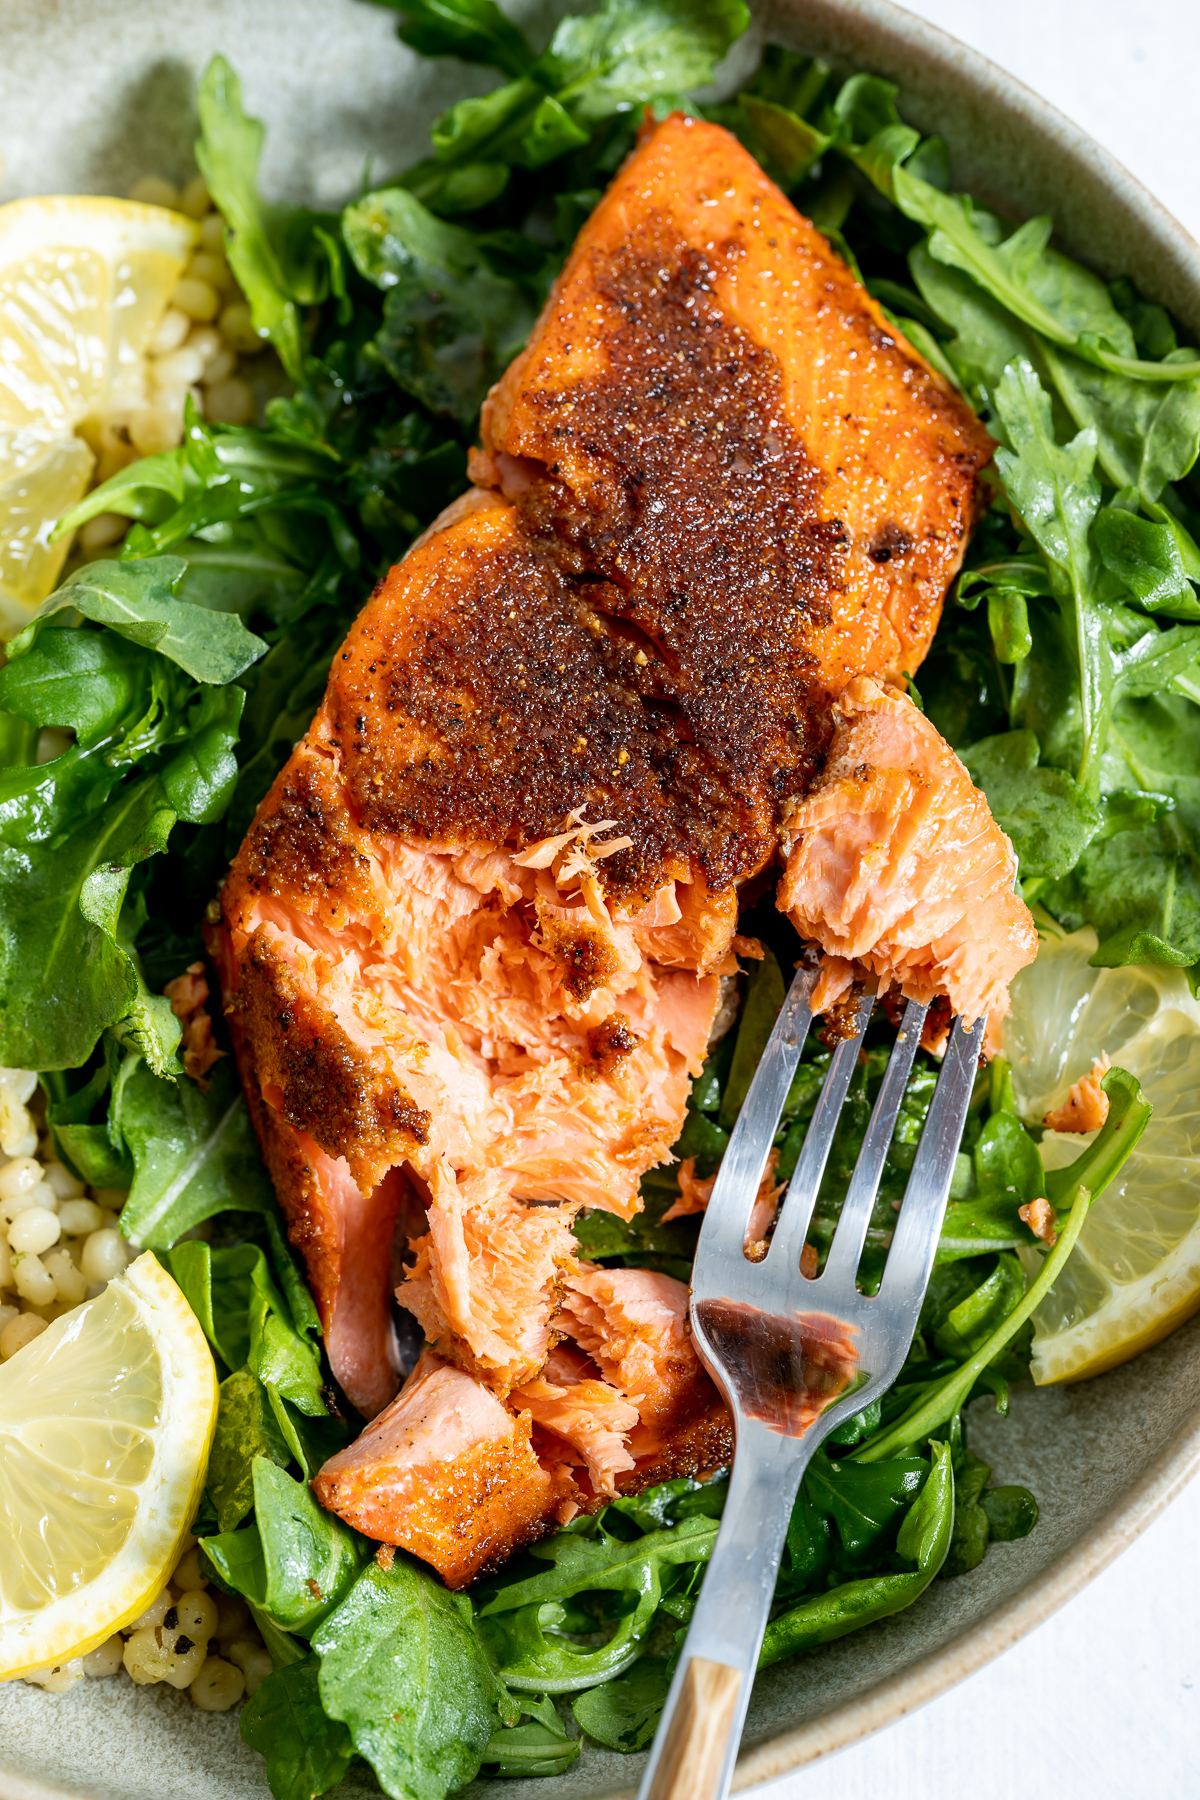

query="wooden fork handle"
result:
[644,1657,743,1800]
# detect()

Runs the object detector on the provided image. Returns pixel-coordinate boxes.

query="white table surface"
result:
[763,3,1200,1795]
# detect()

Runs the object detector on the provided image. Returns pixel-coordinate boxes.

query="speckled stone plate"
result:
[2,1,1199,1794]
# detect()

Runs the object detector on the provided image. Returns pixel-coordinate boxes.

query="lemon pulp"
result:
[1004,922,1200,1384]
[0,1251,217,1680]
[0,196,197,634]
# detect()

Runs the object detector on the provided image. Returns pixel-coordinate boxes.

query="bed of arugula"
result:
[0,0,1188,1790]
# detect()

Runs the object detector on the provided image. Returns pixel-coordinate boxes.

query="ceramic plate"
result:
[2,1,1199,1794]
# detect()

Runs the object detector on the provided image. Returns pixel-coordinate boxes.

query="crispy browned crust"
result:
[314,1406,573,1590]
[617,1398,735,1495]
[324,496,744,907]
[205,917,344,1329]
[238,926,430,1195]
[586,1012,639,1076]
[482,114,993,735]
[223,741,380,936]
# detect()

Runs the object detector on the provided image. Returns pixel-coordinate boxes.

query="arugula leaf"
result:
[805,1453,928,1568]
[196,59,325,382]
[962,731,1102,879]
[6,557,265,684]
[117,1056,275,1248]
[735,93,828,187]
[206,1368,292,1532]
[247,1251,328,1418]
[240,1655,356,1800]
[0,626,155,744]
[1095,505,1200,619]
[860,1068,1151,1459]
[478,1515,717,1692]
[879,149,1200,384]
[759,1440,954,1664]
[992,361,1112,797]
[1047,692,1200,964]
[572,1656,670,1752]
[369,0,534,76]
[206,1460,365,1634]
[482,1694,581,1777]
[313,1556,511,1800]
[342,188,535,425]
[420,0,747,200]
[164,1239,258,1371]
[981,1484,1040,1541]
[541,0,748,126]
[0,772,175,1070]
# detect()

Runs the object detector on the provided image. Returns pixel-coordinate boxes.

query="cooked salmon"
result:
[312,1348,575,1585]
[778,676,1038,1026]
[213,111,1033,1583]
[1044,1052,1111,1132]
[314,1272,731,1585]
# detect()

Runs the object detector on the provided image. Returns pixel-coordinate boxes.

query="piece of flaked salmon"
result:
[557,1267,708,1437]
[312,1349,574,1587]
[398,1166,579,1393]
[663,1147,787,1261]
[514,1350,640,1498]
[1044,1053,1111,1132]
[778,676,1038,1026]
[216,730,721,1412]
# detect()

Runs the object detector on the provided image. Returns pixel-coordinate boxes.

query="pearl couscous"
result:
[1,1065,269,1711]
[73,169,261,561]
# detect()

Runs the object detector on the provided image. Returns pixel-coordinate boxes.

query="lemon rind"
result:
[0,1252,217,1681]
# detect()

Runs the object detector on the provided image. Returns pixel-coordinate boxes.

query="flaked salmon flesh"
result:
[213,112,1036,1584]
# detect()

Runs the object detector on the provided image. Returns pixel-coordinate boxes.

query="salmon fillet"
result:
[214,112,1032,1580]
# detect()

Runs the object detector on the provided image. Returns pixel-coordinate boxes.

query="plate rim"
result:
[3,0,1200,1795]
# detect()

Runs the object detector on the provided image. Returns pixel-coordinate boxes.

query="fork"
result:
[635,962,986,1800]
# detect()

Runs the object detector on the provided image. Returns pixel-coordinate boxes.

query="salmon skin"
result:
[214,114,1034,1582]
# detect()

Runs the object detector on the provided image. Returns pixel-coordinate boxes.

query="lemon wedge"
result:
[0,196,197,635]
[1003,922,1200,1384]
[0,1251,217,1681]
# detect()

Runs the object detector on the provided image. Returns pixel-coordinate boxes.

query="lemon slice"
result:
[0,196,197,635]
[0,1251,217,1680]
[1003,922,1200,1384]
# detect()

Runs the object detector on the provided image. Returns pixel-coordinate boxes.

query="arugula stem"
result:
[853,1186,1093,1463]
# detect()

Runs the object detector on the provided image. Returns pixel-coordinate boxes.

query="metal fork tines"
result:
[637,963,986,1800]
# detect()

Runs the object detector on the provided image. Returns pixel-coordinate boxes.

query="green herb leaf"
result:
[246,1459,366,1635]
[313,1556,509,1800]
[369,0,535,77]
[993,361,1111,797]
[0,773,175,1070]
[540,0,749,127]
[196,58,307,381]
[759,1439,954,1664]
[962,731,1102,879]
[342,187,535,425]
[860,1068,1150,1460]
[206,1370,292,1532]
[572,1655,670,1752]
[117,1056,275,1248]
[7,557,265,684]
[240,1655,356,1800]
